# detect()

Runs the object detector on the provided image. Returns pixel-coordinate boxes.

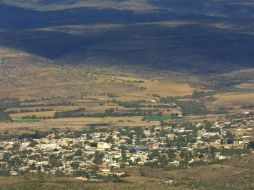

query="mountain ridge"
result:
[0,0,254,75]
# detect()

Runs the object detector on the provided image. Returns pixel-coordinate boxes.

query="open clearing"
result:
[0,116,160,134]
[208,92,254,108]
[236,81,254,90]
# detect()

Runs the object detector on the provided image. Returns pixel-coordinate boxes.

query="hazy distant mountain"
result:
[0,0,154,11]
[0,0,254,74]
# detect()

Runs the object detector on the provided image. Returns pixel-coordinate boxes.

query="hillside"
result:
[1,2,254,189]
[0,0,254,117]
[0,0,254,74]
[1,0,254,121]
[0,0,154,11]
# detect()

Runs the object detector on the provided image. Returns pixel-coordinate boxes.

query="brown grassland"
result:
[0,61,193,100]
[208,92,254,109]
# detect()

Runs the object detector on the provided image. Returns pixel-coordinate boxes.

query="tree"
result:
[70,162,79,170]
[8,156,22,168]
[74,169,87,177]
[2,152,11,161]
[159,155,168,167]
[12,143,20,151]
[167,149,176,162]
[0,169,9,177]
[93,151,104,165]
[106,174,122,183]
[29,140,38,147]
[105,135,114,143]
[0,110,12,122]
[49,154,63,168]
[105,108,115,115]
[121,148,127,162]
[75,149,82,156]
[247,141,254,150]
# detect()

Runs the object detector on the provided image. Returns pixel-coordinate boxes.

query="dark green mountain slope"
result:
[0,0,254,74]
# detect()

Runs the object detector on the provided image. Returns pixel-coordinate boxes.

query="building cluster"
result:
[0,116,253,179]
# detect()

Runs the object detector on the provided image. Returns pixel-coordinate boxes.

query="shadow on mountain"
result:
[0,3,254,74]
[150,0,254,18]
[0,4,176,30]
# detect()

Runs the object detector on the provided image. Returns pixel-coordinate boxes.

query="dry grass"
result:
[0,56,193,101]
[236,82,254,89]
[10,111,56,118]
[0,116,157,134]
[209,92,254,108]
[137,79,193,97]
[106,76,193,100]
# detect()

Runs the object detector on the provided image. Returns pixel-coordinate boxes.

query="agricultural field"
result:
[0,50,199,134]
[1,61,253,134]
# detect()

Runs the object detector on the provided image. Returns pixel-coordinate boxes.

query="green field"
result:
[144,116,185,121]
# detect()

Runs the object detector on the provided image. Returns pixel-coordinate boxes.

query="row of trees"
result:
[0,110,12,122]
[53,107,168,119]
[0,99,18,122]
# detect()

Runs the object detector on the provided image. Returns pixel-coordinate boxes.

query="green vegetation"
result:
[177,101,207,116]
[247,141,254,150]
[13,119,41,123]
[187,91,216,99]
[220,147,250,156]
[0,99,19,122]
[241,104,254,109]
[160,97,208,116]
[0,99,20,109]
[8,108,53,114]
[54,108,86,118]
[0,111,12,122]
[93,151,105,165]
[144,115,183,121]
[112,100,144,108]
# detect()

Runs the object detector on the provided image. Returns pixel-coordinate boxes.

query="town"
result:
[1,114,253,182]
